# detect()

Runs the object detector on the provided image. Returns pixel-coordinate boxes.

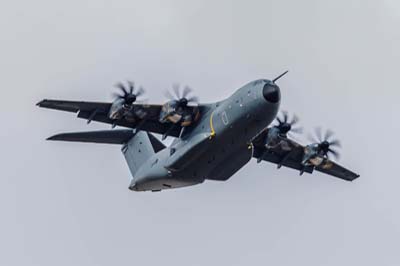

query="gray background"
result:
[1,0,399,265]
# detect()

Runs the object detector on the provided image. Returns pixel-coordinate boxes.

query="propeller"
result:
[113,81,145,105]
[164,84,199,108]
[308,128,341,160]
[275,111,303,136]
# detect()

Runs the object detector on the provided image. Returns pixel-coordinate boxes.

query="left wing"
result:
[37,99,182,137]
[252,129,360,181]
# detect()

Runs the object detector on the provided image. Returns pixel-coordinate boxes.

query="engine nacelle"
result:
[108,99,127,120]
[159,100,200,127]
[302,143,324,166]
[264,127,291,151]
[108,100,146,122]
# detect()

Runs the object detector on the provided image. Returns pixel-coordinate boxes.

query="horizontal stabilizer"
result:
[47,130,135,144]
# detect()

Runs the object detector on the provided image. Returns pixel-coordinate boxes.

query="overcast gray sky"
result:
[1,0,400,265]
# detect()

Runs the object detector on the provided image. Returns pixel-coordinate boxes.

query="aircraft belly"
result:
[205,144,252,181]
[132,140,253,191]
[182,126,254,182]
[130,148,205,192]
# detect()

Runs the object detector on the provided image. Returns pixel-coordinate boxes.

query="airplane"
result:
[37,72,360,192]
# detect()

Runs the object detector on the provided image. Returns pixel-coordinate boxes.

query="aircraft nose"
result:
[262,83,281,103]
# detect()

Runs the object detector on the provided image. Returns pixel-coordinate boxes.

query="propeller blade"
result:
[164,90,175,100]
[135,98,149,104]
[325,129,334,141]
[187,96,199,103]
[112,93,124,99]
[115,83,128,96]
[136,86,145,97]
[307,133,317,143]
[290,114,299,126]
[182,86,192,99]
[329,139,341,148]
[287,132,302,142]
[315,127,322,143]
[172,84,181,99]
[127,81,134,94]
[328,148,340,160]
[290,127,303,134]
[282,111,289,123]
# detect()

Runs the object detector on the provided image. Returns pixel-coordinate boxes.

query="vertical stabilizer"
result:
[122,132,165,182]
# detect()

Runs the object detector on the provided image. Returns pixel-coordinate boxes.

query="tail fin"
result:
[122,131,165,178]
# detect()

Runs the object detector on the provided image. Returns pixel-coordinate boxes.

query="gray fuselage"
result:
[130,79,281,191]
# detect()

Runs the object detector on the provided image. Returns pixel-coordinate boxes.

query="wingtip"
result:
[36,99,46,107]
[46,134,60,141]
[350,174,361,182]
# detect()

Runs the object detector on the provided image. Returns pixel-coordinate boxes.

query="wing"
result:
[37,99,182,137]
[252,129,360,181]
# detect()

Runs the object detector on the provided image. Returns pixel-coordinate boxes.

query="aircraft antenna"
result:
[272,70,289,83]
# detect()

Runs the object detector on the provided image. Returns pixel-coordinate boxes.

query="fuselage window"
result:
[221,111,229,125]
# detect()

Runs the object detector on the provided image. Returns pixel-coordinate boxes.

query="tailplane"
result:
[47,129,135,144]
[47,129,166,179]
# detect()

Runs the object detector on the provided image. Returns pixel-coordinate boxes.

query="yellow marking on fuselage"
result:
[209,111,216,139]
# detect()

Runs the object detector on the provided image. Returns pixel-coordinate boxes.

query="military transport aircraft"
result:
[37,72,359,192]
